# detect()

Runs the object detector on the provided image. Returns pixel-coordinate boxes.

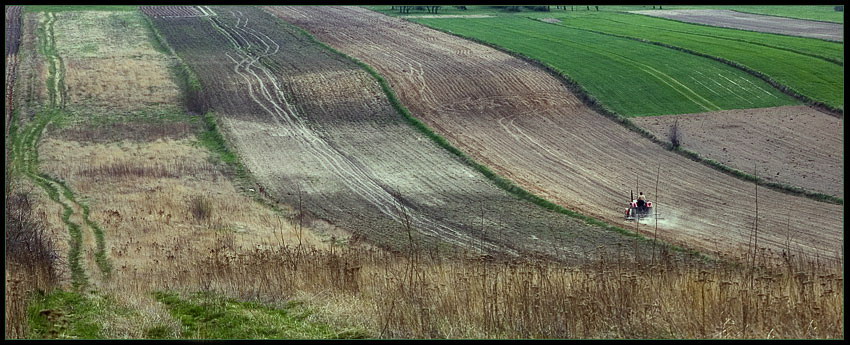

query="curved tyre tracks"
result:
[150,6,663,262]
[270,6,842,261]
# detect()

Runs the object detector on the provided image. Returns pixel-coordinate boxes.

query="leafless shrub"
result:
[188,195,213,222]
[669,118,682,149]
[5,192,61,339]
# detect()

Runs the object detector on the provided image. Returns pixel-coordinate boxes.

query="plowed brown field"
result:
[634,105,843,198]
[271,6,843,260]
[149,6,661,262]
[631,9,843,42]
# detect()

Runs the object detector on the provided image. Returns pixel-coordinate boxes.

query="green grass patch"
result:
[522,10,842,64]
[153,291,369,339]
[27,290,136,339]
[412,16,797,116]
[198,112,239,167]
[530,12,844,110]
[9,109,91,289]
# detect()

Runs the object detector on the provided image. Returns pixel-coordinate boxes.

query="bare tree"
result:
[669,118,682,149]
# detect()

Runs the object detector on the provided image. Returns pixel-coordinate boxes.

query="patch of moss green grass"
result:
[27,290,137,339]
[154,291,369,339]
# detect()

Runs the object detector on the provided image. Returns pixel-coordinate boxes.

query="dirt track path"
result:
[150,6,661,262]
[271,6,843,260]
[630,9,843,42]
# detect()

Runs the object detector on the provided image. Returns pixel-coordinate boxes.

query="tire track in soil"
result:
[12,11,112,289]
[149,6,666,261]
[205,7,507,254]
[271,6,843,261]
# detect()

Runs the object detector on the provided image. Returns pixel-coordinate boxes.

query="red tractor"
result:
[624,191,653,220]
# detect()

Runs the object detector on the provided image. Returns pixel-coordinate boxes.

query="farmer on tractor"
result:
[636,192,647,214]
[625,191,659,221]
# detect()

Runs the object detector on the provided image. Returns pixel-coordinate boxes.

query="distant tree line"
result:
[492,6,550,12]
[386,5,677,14]
[392,6,442,14]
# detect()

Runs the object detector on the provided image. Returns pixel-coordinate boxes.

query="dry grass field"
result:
[52,11,180,113]
[5,5,844,340]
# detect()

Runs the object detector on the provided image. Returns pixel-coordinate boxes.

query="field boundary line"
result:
[142,9,281,207]
[273,10,714,262]
[395,14,843,205]
[532,16,843,117]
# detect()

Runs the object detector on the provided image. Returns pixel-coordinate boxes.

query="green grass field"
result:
[369,5,844,23]
[521,11,843,63]
[412,16,798,117]
[527,12,844,110]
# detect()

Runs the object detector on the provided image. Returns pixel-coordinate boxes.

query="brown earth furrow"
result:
[634,105,843,198]
[149,6,673,261]
[270,6,843,260]
[209,11,449,244]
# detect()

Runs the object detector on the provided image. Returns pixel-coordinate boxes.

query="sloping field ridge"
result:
[270,6,843,260]
[148,6,661,262]
[632,9,843,42]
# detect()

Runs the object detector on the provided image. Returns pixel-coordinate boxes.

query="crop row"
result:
[412,15,797,117]
[5,6,22,141]
[139,6,206,18]
[147,6,664,261]
[540,12,844,110]
[273,6,843,260]
[5,6,22,55]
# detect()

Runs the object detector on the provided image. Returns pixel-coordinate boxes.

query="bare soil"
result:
[5,6,22,55]
[271,6,843,260]
[630,9,843,42]
[634,105,843,198]
[148,6,668,262]
[140,6,206,18]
